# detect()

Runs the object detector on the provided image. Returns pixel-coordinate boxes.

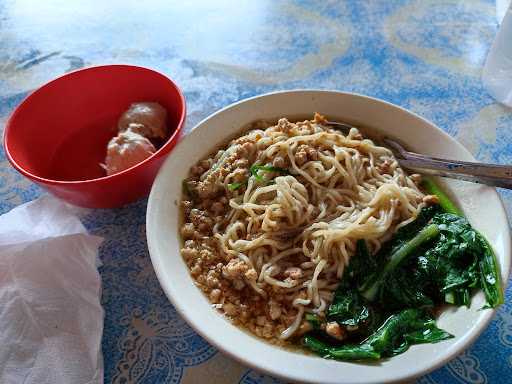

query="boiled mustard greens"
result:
[303,309,452,361]
[360,223,440,302]
[478,235,504,308]
[302,180,503,361]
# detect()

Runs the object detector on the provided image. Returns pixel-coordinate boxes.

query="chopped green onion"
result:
[227,182,244,191]
[250,164,288,182]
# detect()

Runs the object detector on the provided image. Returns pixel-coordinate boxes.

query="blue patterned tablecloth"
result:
[1,1,511,382]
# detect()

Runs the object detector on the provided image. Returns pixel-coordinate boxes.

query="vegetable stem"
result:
[364,309,452,354]
[478,234,504,307]
[302,309,453,361]
[305,313,323,330]
[421,177,462,216]
[302,335,381,361]
[360,224,440,301]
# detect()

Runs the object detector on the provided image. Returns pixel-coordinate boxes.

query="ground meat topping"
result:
[222,258,249,280]
[326,322,346,341]
[179,115,425,347]
[423,194,440,205]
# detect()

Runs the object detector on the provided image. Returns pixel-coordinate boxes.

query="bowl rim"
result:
[2,64,186,184]
[147,89,511,384]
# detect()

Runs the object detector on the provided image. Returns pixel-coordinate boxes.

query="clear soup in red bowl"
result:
[3,64,186,208]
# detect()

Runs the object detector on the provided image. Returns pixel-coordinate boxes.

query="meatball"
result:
[118,102,168,140]
[103,130,155,175]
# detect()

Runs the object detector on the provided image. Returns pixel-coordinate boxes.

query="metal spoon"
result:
[326,120,512,189]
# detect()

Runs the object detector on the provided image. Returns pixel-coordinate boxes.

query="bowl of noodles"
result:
[146,90,510,384]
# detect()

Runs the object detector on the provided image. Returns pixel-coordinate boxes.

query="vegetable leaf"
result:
[381,267,435,310]
[425,213,501,307]
[301,180,502,362]
[364,309,453,356]
[302,334,381,361]
[305,313,323,330]
[477,233,504,307]
[348,239,376,283]
[360,224,440,302]
[303,309,453,361]
[327,240,375,331]
[328,289,370,327]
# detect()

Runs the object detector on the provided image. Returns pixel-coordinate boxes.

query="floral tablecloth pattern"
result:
[1,1,511,382]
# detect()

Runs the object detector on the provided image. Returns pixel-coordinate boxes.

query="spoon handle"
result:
[325,121,512,190]
[383,139,512,189]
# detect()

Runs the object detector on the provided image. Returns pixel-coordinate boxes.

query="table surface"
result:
[1,0,512,383]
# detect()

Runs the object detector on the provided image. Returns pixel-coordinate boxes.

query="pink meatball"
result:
[117,102,168,140]
[103,130,156,175]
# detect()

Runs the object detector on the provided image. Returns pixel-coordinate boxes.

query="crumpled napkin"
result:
[0,195,104,384]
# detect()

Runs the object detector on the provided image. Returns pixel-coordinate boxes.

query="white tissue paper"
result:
[0,195,104,384]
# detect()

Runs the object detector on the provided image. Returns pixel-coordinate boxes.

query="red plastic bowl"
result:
[3,64,186,208]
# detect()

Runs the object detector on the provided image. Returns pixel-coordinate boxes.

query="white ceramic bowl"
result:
[146,90,511,384]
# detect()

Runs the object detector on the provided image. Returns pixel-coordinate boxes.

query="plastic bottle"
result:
[482,2,512,107]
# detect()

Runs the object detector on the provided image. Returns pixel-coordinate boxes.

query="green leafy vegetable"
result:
[478,235,504,307]
[391,204,441,242]
[328,289,370,327]
[409,213,502,308]
[302,334,380,361]
[360,224,440,302]
[363,309,453,356]
[421,178,502,307]
[376,212,502,309]
[305,313,323,330]
[381,266,435,310]
[303,309,453,361]
[327,240,376,332]
[302,190,502,361]
[348,239,377,282]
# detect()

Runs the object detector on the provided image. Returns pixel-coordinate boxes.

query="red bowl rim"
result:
[3,64,186,185]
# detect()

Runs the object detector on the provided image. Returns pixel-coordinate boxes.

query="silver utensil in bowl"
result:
[326,120,512,189]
